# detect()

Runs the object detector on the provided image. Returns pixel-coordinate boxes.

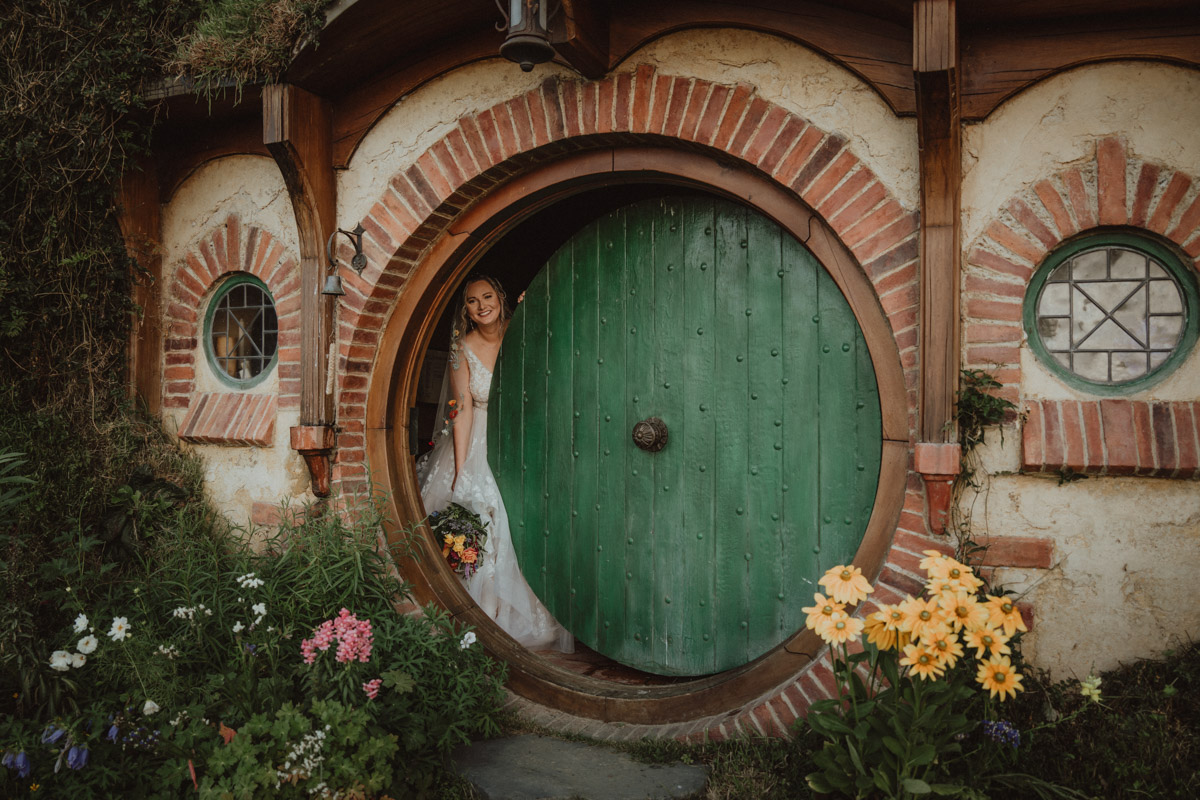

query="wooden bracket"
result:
[914,0,961,444]
[265,85,339,495]
[915,442,961,536]
[553,0,609,79]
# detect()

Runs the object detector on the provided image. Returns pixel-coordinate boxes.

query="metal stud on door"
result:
[489,196,881,676]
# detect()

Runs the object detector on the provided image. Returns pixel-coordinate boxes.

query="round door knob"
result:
[632,417,668,452]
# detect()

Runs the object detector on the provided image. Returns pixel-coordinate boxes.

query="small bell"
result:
[321,274,345,296]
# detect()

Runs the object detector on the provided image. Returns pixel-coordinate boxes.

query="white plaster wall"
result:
[160,155,313,524]
[972,470,1200,679]
[340,28,919,230]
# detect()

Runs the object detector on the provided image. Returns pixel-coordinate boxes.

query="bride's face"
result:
[464,280,502,327]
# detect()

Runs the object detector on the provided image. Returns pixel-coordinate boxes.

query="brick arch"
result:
[964,137,1200,478]
[162,214,301,410]
[330,64,938,739]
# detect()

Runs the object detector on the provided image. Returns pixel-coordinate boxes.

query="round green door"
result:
[488,195,881,676]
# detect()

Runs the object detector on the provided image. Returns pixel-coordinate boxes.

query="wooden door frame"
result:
[366,146,908,724]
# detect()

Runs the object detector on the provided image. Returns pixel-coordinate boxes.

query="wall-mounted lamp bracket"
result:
[321,223,366,296]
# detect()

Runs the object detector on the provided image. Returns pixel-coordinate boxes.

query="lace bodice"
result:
[463,345,492,406]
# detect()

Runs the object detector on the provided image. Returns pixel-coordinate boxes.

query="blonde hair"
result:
[453,275,512,338]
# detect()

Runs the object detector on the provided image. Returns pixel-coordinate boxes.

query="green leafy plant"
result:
[955,369,1018,454]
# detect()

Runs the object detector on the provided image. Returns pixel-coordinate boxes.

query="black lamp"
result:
[322,224,366,297]
[496,0,556,72]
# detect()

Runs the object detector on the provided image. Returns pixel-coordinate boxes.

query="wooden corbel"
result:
[263,85,339,496]
[553,0,609,79]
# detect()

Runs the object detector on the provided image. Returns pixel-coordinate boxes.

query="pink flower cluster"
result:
[362,678,382,700]
[300,608,374,665]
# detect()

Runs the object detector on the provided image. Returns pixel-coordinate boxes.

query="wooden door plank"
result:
[571,224,602,641]
[780,235,823,611]
[595,209,629,658]
[519,269,551,599]
[623,202,659,670]
[816,268,860,573]
[713,203,751,669]
[854,325,884,540]
[546,248,576,624]
[745,212,787,652]
[650,198,687,672]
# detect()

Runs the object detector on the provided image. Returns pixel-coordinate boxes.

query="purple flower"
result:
[1,751,14,769]
[67,745,89,770]
[14,751,30,779]
[980,719,1020,748]
[41,725,65,745]
[106,724,119,743]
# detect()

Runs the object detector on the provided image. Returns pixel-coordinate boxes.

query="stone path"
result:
[451,734,709,800]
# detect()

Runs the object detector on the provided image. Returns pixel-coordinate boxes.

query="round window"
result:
[1025,233,1199,393]
[204,274,279,387]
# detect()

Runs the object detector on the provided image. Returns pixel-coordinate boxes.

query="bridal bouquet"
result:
[429,503,489,578]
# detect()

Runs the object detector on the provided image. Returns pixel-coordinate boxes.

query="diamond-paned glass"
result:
[208,277,278,384]
[1033,244,1187,385]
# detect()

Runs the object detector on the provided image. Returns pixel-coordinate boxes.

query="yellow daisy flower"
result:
[802,593,845,636]
[963,625,1011,659]
[985,595,1028,637]
[925,556,984,592]
[944,590,990,632]
[819,611,864,645]
[899,594,946,642]
[900,642,945,680]
[976,655,1024,701]
[818,564,874,605]
[864,611,896,650]
[924,627,965,668]
[919,549,956,572]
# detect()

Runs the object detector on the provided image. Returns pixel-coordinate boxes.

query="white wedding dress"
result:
[417,344,573,652]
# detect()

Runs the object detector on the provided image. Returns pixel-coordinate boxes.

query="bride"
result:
[416,275,573,652]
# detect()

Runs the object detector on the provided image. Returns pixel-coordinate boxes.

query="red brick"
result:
[1172,404,1199,476]
[752,703,787,737]
[1061,400,1085,469]
[676,78,711,140]
[978,536,1054,569]
[224,216,241,272]
[782,682,811,718]
[1152,402,1177,474]
[631,64,655,134]
[380,188,420,235]
[1132,401,1155,475]
[613,71,633,132]
[1100,399,1137,474]
[1023,401,1044,471]
[579,81,597,136]
[843,200,905,249]
[596,76,615,135]
[792,134,847,196]
[538,80,566,143]
[985,220,1045,266]
[1148,172,1192,234]
[966,323,1021,344]
[969,247,1034,281]
[1167,193,1200,245]
[806,150,858,208]
[743,104,789,164]
[647,74,672,134]
[964,273,1025,301]
[712,84,753,150]
[816,166,871,217]
[965,297,1022,322]
[1131,163,1161,227]
[521,89,550,148]
[728,96,770,157]
[1063,168,1097,230]
[662,76,691,137]
[506,96,535,152]
[1041,400,1065,471]
[1080,401,1104,469]
[1185,235,1200,258]
[873,262,917,296]
[1097,137,1128,225]
[829,180,887,234]
[164,365,194,382]
[1008,199,1058,249]
[1034,179,1077,238]
[1017,602,1035,632]
[693,82,730,145]
[464,114,498,169]
[415,152,453,204]
[773,124,824,188]
[166,301,198,324]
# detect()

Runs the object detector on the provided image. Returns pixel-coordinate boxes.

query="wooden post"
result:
[117,161,164,417]
[914,0,962,527]
[263,85,338,496]
[553,0,609,79]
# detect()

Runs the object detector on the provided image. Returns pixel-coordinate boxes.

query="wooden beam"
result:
[264,85,339,493]
[914,0,961,443]
[117,161,164,417]
[553,0,610,79]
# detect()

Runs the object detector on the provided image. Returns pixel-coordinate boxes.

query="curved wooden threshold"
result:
[365,146,908,724]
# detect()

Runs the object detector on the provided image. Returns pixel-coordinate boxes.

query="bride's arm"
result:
[449,349,473,492]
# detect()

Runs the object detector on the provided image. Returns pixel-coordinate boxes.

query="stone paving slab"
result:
[451,735,708,800]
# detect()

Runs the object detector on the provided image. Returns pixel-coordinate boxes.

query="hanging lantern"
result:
[497,0,555,72]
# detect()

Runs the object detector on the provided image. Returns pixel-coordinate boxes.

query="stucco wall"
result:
[160,155,313,523]
[962,62,1200,678]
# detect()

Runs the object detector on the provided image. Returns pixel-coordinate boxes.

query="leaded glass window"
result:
[1026,234,1198,393]
[205,275,278,387]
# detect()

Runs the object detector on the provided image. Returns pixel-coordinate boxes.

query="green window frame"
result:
[204,273,279,389]
[1023,231,1199,395]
